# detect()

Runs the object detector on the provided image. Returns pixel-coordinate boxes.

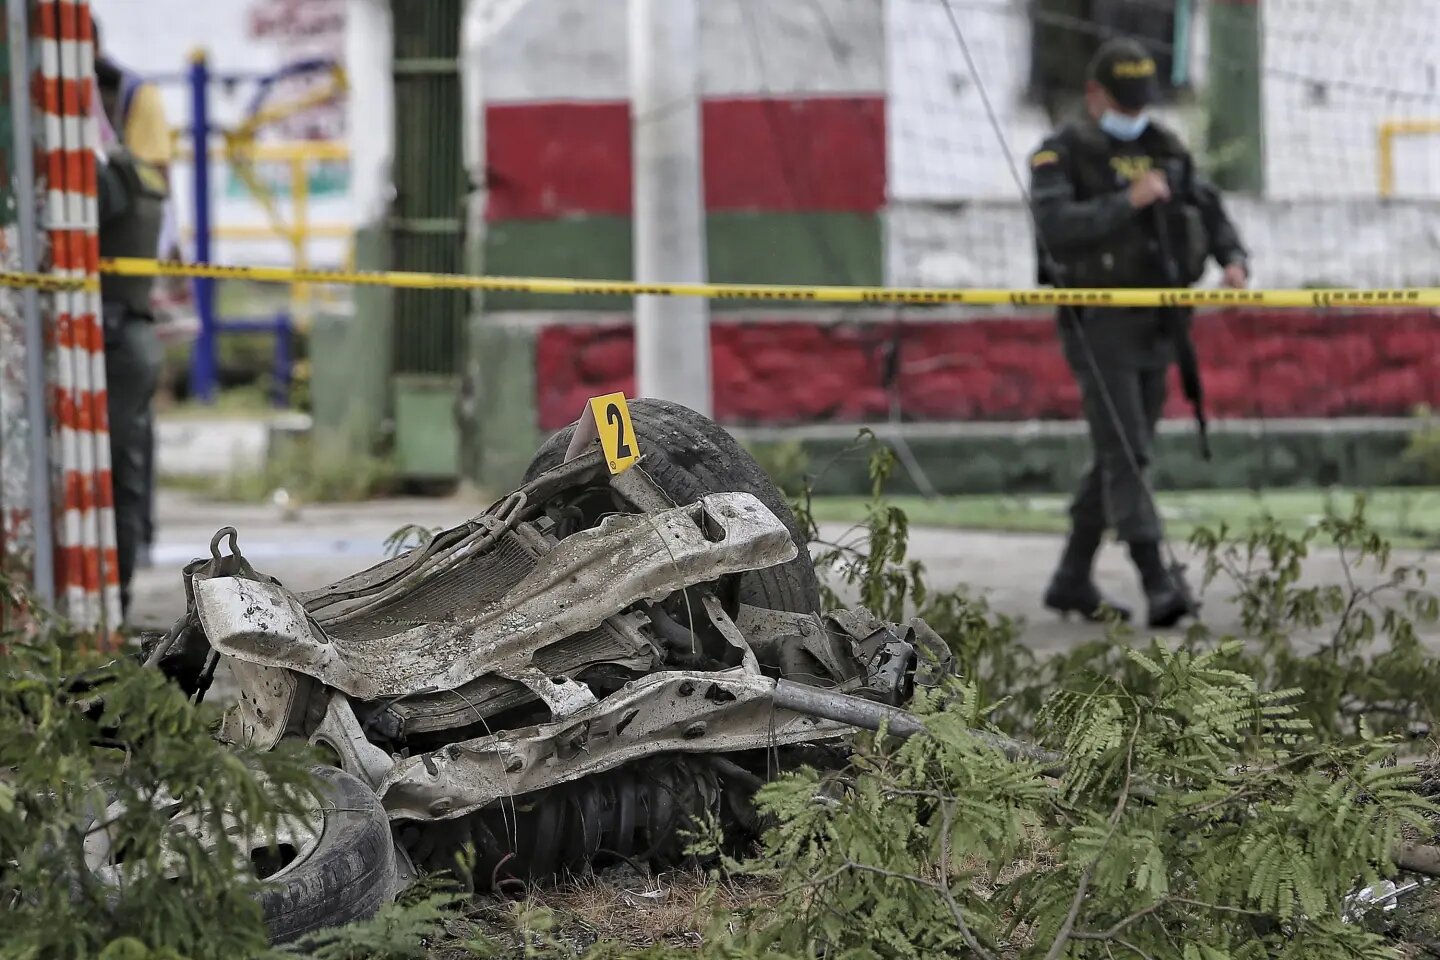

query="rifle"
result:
[1149,167,1212,462]
[1036,251,1087,352]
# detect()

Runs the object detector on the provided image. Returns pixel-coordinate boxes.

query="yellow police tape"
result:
[6,257,1440,309]
[0,270,101,293]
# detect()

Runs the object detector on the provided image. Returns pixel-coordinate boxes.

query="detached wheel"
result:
[84,765,398,944]
[255,766,398,944]
[524,398,822,615]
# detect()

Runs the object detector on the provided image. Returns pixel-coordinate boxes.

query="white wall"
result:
[1262,0,1440,200]
[887,197,1440,291]
[479,0,884,104]
[884,0,1210,203]
[885,0,1440,204]
[884,0,1440,287]
[92,0,353,267]
[885,0,1048,203]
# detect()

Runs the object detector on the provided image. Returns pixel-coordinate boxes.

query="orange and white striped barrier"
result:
[36,0,120,637]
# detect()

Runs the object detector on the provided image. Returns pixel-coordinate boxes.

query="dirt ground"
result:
[129,489,1440,654]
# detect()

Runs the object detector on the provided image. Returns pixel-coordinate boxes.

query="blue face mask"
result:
[1099,109,1150,141]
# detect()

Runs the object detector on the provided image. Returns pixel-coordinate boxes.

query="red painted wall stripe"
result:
[485,95,886,221]
[535,309,1440,430]
[488,101,629,219]
[704,97,885,213]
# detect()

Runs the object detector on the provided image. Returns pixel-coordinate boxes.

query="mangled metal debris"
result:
[128,398,954,942]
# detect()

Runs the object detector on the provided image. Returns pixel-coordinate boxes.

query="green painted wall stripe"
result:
[481,213,882,311]
[483,216,632,311]
[707,211,882,304]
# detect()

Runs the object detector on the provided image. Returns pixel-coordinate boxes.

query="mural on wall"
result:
[247,0,346,138]
[225,0,349,204]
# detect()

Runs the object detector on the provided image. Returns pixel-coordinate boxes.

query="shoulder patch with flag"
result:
[1031,149,1060,168]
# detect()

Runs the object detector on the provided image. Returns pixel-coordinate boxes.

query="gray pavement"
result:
[880,526,1436,653]
[130,490,1440,654]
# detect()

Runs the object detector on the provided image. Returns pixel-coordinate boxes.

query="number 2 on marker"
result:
[589,392,639,474]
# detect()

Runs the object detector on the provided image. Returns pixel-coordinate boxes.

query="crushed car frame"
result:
[127,398,954,941]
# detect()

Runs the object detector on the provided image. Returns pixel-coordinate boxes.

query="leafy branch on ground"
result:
[688,652,1431,958]
[789,433,1440,747]
[458,434,1440,958]
[0,582,457,960]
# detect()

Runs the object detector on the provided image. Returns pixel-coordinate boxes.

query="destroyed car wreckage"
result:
[118,399,958,941]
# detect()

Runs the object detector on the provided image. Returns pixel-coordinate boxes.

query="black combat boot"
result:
[1128,540,1199,628]
[1043,526,1132,623]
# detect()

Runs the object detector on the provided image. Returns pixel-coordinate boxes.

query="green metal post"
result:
[388,0,466,487]
[1205,0,1264,192]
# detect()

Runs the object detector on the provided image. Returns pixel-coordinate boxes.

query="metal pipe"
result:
[8,0,54,604]
[628,0,712,417]
[772,679,1065,773]
[171,141,352,163]
[290,153,311,327]
[187,49,217,403]
[273,312,292,408]
[141,69,286,86]
[1378,126,1395,199]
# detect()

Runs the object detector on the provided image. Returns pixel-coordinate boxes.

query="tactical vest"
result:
[99,147,167,315]
[1045,120,1209,288]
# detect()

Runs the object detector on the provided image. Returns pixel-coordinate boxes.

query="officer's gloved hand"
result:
[1127,170,1171,209]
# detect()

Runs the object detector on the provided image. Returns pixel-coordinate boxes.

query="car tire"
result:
[257,765,399,944]
[81,765,398,944]
[524,398,822,615]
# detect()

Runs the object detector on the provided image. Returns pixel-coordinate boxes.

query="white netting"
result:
[886,0,1440,291]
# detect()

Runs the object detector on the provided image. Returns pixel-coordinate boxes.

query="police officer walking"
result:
[99,142,167,618]
[1029,37,1249,628]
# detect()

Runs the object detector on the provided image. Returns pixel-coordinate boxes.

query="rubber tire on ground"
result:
[523,397,822,615]
[260,765,398,944]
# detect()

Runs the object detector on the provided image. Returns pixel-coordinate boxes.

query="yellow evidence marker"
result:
[578,392,640,474]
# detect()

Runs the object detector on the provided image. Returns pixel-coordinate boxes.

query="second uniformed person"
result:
[99,143,167,618]
[1029,38,1249,628]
